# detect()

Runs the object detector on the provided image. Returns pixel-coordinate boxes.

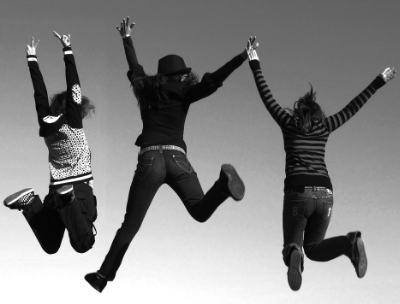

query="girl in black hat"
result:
[3,33,97,254]
[246,38,396,291]
[85,17,256,292]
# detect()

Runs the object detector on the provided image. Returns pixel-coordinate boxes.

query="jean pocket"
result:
[283,198,305,218]
[322,201,333,219]
[135,156,154,180]
[173,155,194,174]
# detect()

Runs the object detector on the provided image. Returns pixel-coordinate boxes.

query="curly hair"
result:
[291,85,326,133]
[50,91,95,119]
[131,71,199,111]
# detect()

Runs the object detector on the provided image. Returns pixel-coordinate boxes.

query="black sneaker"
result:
[219,164,245,201]
[85,272,107,293]
[4,188,35,210]
[287,249,302,291]
[346,231,367,278]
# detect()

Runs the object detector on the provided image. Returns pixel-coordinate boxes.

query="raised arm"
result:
[27,37,65,136]
[53,31,82,129]
[116,17,146,82]
[247,37,292,128]
[183,37,256,103]
[324,67,396,132]
[27,37,49,121]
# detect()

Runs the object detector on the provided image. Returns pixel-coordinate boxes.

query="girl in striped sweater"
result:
[3,33,97,254]
[246,37,396,291]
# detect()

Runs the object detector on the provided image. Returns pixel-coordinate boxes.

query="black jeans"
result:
[282,187,352,265]
[99,149,229,280]
[23,182,97,254]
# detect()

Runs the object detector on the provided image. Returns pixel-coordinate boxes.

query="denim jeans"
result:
[99,149,229,280]
[282,187,352,265]
[23,182,97,254]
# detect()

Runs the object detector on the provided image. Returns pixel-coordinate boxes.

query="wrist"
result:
[240,49,247,60]
[27,54,38,62]
[249,60,261,70]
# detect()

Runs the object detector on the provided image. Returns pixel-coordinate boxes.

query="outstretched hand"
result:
[53,31,71,47]
[242,36,259,61]
[380,67,396,82]
[116,16,135,37]
[26,37,39,56]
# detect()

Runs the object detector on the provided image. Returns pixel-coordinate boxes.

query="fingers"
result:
[246,36,258,51]
[130,22,135,29]
[53,31,61,39]
[381,67,397,82]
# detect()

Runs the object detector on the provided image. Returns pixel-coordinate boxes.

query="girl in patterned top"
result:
[3,33,97,254]
[85,17,256,292]
[246,37,396,291]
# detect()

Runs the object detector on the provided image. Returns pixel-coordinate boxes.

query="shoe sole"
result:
[355,237,367,278]
[288,250,302,291]
[57,185,74,196]
[221,164,245,201]
[4,188,34,207]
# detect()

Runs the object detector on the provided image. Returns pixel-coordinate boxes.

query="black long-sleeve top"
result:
[249,60,386,191]
[122,36,246,152]
[27,47,93,187]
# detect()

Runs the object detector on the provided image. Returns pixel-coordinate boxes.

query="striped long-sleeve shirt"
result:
[249,60,386,191]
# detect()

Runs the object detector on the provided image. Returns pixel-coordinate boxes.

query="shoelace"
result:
[17,193,34,210]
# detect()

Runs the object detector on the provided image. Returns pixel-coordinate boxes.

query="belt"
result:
[304,186,327,190]
[139,145,186,156]
[288,186,332,193]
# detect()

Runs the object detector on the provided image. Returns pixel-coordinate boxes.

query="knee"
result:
[71,235,95,254]
[42,246,61,255]
[193,216,208,223]
[188,212,209,223]
[303,243,317,260]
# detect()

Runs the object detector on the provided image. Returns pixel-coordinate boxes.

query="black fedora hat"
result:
[157,55,192,76]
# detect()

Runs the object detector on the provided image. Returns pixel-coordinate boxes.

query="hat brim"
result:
[160,67,192,76]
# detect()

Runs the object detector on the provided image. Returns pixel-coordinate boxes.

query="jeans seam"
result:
[160,151,166,173]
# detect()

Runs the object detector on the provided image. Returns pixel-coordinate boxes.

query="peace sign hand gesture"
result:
[26,37,39,56]
[53,31,71,47]
[116,16,135,37]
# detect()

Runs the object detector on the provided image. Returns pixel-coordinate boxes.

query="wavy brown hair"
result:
[131,72,199,111]
[291,85,326,132]
[50,91,95,118]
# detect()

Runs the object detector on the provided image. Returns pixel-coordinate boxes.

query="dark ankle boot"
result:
[346,231,367,278]
[85,272,108,293]
[283,244,303,291]
[218,164,245,201]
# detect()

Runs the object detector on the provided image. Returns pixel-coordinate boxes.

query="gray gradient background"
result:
[1,0,399,303]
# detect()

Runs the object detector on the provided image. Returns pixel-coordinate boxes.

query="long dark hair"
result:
[291,85,326,132]
[131,72,199,111]
[50,91,95,118]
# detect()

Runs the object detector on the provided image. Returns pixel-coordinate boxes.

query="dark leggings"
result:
[23,182,97,254]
